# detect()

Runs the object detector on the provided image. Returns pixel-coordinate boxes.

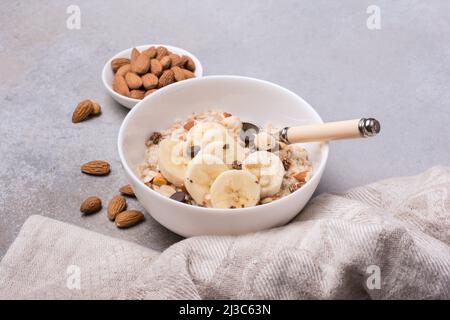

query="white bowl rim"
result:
[102,44,203,105]
[118,75,329,215]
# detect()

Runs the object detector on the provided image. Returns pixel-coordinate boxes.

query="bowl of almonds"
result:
[102,44,202,108]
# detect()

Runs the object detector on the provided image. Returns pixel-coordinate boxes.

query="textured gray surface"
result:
[1,0,449,259]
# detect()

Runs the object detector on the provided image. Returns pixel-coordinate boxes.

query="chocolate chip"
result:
[170,191,186,203]
[282,158,291,171]
[187,145,200,158]
[239,122,259,147]
[231,160,242,170]
[222,143,229,150]
[148,132,162,145]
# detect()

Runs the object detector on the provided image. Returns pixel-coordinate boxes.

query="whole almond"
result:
[185,56,196,72]
[91,101,102,115]
[116,64,131,77]
[168,54,182,67]
[81,160,110,176]
[130,89,145,99]
[112,74,130,97]
[142,47,157,59]
[119,184,136,197]
[131,53,151,74]
[160,56,171,69]
[72,100,94,123]
[150,59,163,77]
[130,48,140,63]
[158,69,175,88]
[107,195,127,221]
[80,196,102,214]
[125,72,143,89]
[111,58,130,73]
[171,66,185,81]
[156,46,169,60]
[141,73,158,89]
[182,69,195,79]
[115,210,144,228]
[145,89,157,97]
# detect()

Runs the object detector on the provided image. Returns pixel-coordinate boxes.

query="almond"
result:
[125,72,143,89]
[111,58,130,73]
[116,64,131,77]
[223,112,232,118]
[183,120,195,131]
[115,210,144,228]
[141,73,158,89]
[179,55,189,67]
[185,56,196,72]
[131,53,151,74]
[182,69,195,79]
[107,195,127,221]
[158,69,175,88]
[169,54,182,67]
[112,74,130,97]
[156,46,169,60]
[129,89,145,99]
[171,66,185,81]
[119,184,135,197]
[81,160,110,176]
[292,171,308,183]
[80,196,102,214]
[145,89,158,97]
[130,48,140,63]
[160,56,171,69]
[142,47,157,59]
[72,100,94,123]
[150,59,163,77]
[91,101,102,115]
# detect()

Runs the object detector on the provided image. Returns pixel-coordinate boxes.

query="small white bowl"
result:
[102,44,203,109]
[118,76,329,237]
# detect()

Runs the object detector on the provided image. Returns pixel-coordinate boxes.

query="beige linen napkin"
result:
[0,167,449,299]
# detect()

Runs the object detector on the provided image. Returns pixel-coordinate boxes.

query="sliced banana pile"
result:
[156,118,287,208]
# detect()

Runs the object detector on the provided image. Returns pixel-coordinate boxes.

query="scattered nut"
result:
[81,160,110,176]
[80,196,102,214]
[72,100,94,123]
[119,184,135,197]
[292,171,308,183]
[147,132,162,145]
[107,195,127,221]
[115,210,144,228]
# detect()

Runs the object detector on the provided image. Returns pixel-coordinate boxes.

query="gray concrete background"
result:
[1,0,449,259]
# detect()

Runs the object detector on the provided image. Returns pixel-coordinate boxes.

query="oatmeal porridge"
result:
[138,110,313,208]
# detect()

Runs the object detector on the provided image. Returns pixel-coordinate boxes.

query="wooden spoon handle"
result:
[279,118,380,144]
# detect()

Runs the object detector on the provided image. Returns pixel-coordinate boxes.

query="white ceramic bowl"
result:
[118,76,329,237]
[102,44,203,109]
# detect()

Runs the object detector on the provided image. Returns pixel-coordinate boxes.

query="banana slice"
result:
[185,154,228,205]
[157,138,190,186]
[210,170,261,208]
[186,122,227,147]
[254,131,278,151]
[242,151,285,197]
[201,137,247,166]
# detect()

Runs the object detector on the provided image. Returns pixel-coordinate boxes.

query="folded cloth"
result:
[0,167,449,299]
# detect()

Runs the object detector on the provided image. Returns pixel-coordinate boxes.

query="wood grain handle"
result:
[280,118,380,144]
